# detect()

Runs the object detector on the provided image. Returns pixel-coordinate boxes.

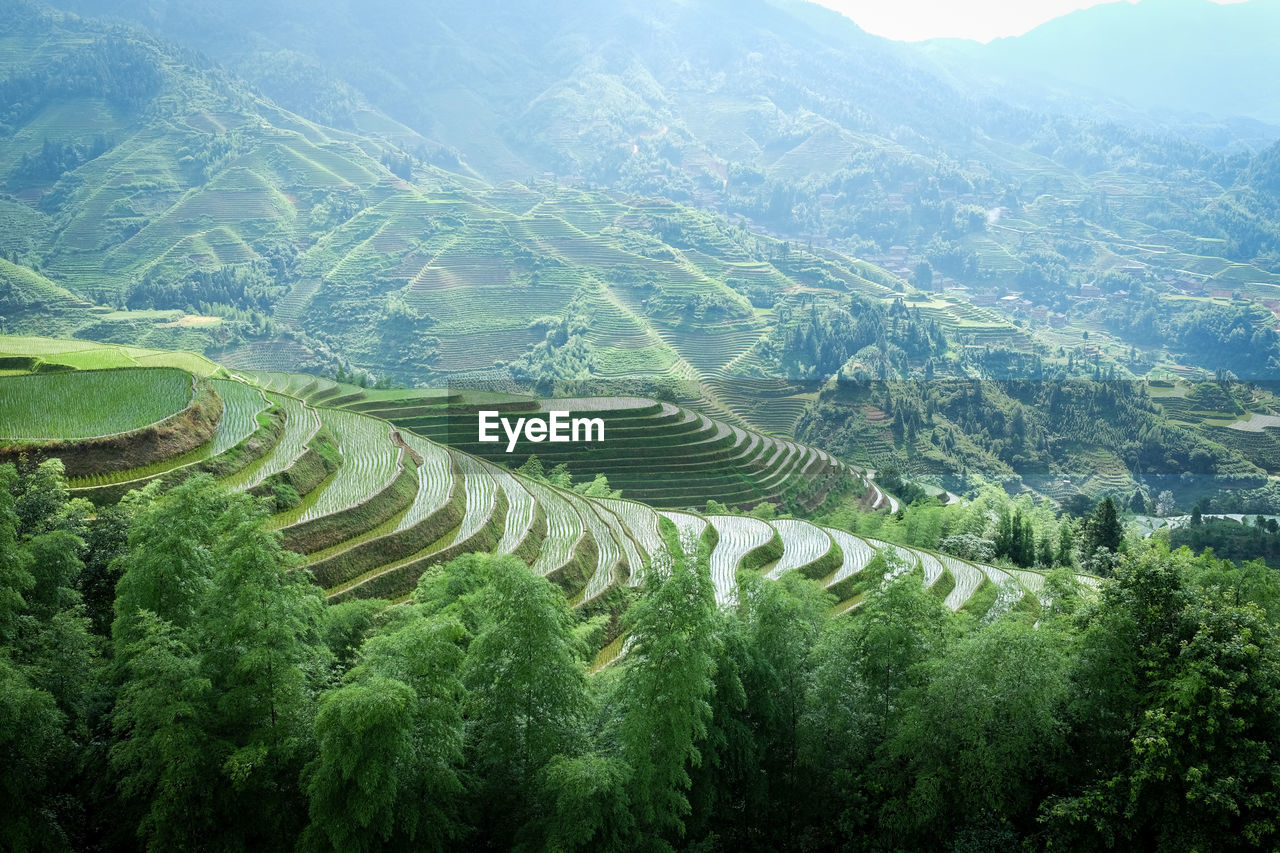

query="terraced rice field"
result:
[910,549,947,588]
[598,504,645,584]
[452,453,499,544]
[1075,574,1103,591]
[0,368,193,440]
[482,460,538,554]
[0,335,221,376]
[220,392,319,490]
[395,433,455,531]
[526,481,585,576]
[243,369,322,397]
[275,409,401,527]
[660,510,710,556]
[576,497,624,602]
[208,379,270,455]
[767,519,834,578]
[940,555,985,611]
[1006,568,1049,605]
[707,515,776,604]
[4,348,1099,657]
[978,563,1026,622]
[389,391,851,509]
[598,497,668,581]
[824,529,876,585]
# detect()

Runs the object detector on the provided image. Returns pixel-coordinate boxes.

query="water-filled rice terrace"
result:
[0,367,195,440]
[0,347,1099,660]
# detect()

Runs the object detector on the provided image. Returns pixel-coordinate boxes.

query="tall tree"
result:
[0,465,34,643]
[800,573,952,846]
[884,620,1071,848]
[196,494,329,848]
[614,539,718,850]
[1086,496,1123,557]
[734,572,832,845]
[460,553,590,848]
[111,476,231,649]
[110,477,329,849]
[304,615,466,852]
[110,613,219,851]
[1043,545,1280,850]
[0,656,70,851]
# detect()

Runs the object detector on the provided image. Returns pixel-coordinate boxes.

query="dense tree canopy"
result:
[2,464,1280,851]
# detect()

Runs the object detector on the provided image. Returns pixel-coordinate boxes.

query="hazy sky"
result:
[812,0,1244,43]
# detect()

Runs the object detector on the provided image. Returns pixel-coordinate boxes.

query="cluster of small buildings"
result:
[983,294,1069,327]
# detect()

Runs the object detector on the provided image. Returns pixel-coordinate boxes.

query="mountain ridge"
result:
[920,0,1280,131]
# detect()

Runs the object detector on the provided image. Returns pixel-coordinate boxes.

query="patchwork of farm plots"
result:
[388,392,854,509]
[707,515,777,603]
[526,480,586,577]
[208,379,270,455]
[767,519,835,579]
[396,433,456,531]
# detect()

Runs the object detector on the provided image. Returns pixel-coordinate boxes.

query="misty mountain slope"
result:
[52,0,1268,260]
[58,0,1000,184]
[924,0,1280,130]
[6,0,1280,478]
[0,0,927,418]
[0,0,423,301]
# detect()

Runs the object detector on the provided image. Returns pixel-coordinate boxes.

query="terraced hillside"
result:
[0,347,1097,654]
[340,389,856,510]
[7,1,1280,525]
[0,2,920,436]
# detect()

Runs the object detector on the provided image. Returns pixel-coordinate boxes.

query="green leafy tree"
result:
[1056,520,1077,568]
[0,465,34,643]
[13,458,81,535]
[413,551,495,635]
[547,462,573,489]
[319,599,385,669]
[1085,496,1123,557]
[1043,545,1280,850]
[461,553,590,847]
[110,612,219,851]
[0,657,71,851]
[733,573,831,844]
[573,473,621,498]
[535,753,635,853]
[683,607,755,848]
[111,477,329,849]
[195,495,328,847]
[517,454,545,481]
[884,620,1071,847]
[614,537,718,849]
[111,476,232,648]
[303,615,466,852]
[800,573,951,844]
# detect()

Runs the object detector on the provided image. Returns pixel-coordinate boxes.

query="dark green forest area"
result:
[4,461,1280,852]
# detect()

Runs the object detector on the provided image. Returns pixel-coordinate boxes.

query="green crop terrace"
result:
[0,337,1099,660]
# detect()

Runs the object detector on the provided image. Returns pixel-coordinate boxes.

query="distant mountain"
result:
[922,0,1280,132]
[56,0,1011,184]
